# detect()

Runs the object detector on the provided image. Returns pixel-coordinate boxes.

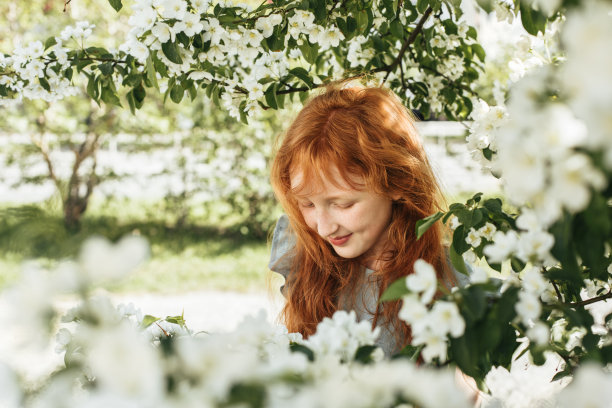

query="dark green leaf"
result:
[354,345,379,364]
[108,0,123,11]
[39,77,51,92]
[290,342,314,361]
[289,67,314,88]
[416,212,444,240]
[170,84,184,103]
[264,84,278,109]
[101,86,122,106]
[44,37,57,51]
[449,245,468,276]
[146,56,159,90]
[86,75,98,100]
[519,2,547,36]
[162,41,183,64]
[471,44,486,62]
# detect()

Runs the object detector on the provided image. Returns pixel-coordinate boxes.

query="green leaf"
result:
[108,0,123,12]
[354,345,379,364]
[312,0,327,23]
[264,84,278,109]
[395,344,423,362]
[146,56,159,90]
[449,245,468,276]
[416,212,444,240]
[416,0,429,14]
[474,0,493,13]
[140,314,159,329]
[471,44,486,62]
[165,314,186,327]
[483,198,502,214]
[519,2,547,36]
[162,41,183,64]
[170,84,184,104]
[459,285,487,325]
[379,278,409,302]
[289,67,314,88]
[290,343,315,361]
[390,19,403,37]
[298,41,319,65]
[98,62,114,76]
[101,86,122,107]
[39,77,51,92]
[126,90,136,114]
[355,10,369,32]
[44,37,57,51]
[86,75,99,100]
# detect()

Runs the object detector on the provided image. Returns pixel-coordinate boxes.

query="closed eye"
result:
[335,202,354,209]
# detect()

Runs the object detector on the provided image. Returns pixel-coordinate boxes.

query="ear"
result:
[391,193,402,201]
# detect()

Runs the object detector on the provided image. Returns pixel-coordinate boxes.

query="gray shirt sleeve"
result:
[268,214,296,296]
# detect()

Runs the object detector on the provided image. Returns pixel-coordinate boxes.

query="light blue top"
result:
[268,214,472,357]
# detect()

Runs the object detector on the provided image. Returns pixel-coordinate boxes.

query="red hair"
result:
[270,85,454,349]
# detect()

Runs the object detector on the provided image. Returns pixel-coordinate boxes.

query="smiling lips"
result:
[329,233,352,246]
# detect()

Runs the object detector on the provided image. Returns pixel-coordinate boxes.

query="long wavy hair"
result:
[270,85,454,349]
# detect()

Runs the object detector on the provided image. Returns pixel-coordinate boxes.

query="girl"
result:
[268,85,465,356]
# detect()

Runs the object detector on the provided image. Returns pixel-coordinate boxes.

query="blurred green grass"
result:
[0,200,274,293]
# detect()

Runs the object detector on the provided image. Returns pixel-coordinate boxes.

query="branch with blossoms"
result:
[0,0,500,121]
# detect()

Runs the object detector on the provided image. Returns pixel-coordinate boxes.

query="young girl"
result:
[268,85,464,356]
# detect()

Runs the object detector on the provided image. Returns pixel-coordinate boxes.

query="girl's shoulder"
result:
[268,214,296,280]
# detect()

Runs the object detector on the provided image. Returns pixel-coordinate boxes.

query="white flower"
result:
[242,28,264,48]
[255,14,282,38]
[176,12,204,36]
[521,266,549,296]
[516,208,541,232]
[398,294,428,334]
[470,266,489,284]
[191,0,210,13]
[128,6,157,30]
[406,259,438,304]
[188,71,213,81]
[448,215,460,230]
[79,235,149,284]
[428,301,465,338]
[151,22,175,43]
[202,18,225,44]
[516,230,555,263]
[412,328,448,363]
[430,36,447,49]
[244,78,264,100]
[320,26,346,48]
[158,0,187,20]
[549,153,606,213]
[477,222,497,241]
[515,290,541,325]
[465,227,482,248]
[85,323,165,400]
[483,230,518,264]
[556,363,612,408]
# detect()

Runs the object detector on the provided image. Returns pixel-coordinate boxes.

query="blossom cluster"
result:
[398,260,466,362]
[1,236,474,408]
[0,0,483,121]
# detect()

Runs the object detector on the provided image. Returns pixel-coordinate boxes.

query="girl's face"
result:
[291,166,393,270]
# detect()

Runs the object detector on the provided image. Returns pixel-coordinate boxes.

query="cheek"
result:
[300,209,316,230]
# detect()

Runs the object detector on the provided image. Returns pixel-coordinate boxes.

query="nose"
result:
[314,207,338,237]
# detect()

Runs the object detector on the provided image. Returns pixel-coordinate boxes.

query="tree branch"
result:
[551,280,563,302]
[382,6,433,83]
[567,291,612,308]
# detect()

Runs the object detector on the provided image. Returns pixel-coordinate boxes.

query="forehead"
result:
[290,165,365,198]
